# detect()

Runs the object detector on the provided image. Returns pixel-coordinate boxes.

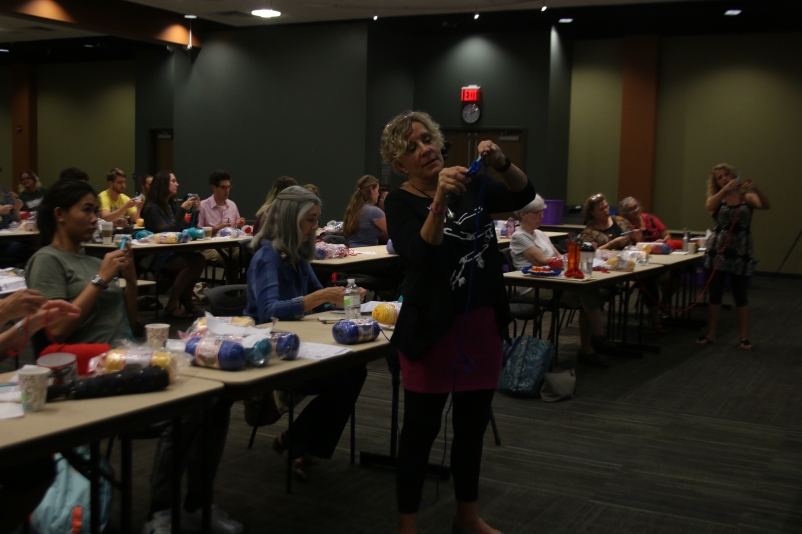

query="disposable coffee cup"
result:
[19,366,50,412]
[36,353,78,386]
[203,226,213,239]
[100,221,113,245]
[145,323,170,349]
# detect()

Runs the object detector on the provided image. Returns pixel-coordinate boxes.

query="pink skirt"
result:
[399,306,503,394]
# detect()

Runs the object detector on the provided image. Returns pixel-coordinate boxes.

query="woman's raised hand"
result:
[477,140,506,168]
[0,289,46,323]
[33,300,81,325]
[436,166,470,200]
[98,249,131,283]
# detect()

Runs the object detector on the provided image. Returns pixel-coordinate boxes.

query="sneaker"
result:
[577,350,610,368]
[591,335,618,355]
[182,504,243,534]
[142,510,172,534]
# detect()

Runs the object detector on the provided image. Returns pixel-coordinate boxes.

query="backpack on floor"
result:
[498,335,554,397]
[31,446,113,534]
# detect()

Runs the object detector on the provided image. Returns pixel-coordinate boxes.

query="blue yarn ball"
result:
[185,337,247,370]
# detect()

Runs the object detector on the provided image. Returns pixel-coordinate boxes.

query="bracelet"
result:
[427,204,446,216]
[494,155,512,173]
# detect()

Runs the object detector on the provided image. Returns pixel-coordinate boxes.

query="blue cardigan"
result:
[245,239,326,322]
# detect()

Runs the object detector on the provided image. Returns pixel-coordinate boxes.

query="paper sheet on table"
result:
[351,250,377,255]
[0,384,23,419]
[0,403,24,419]
[298,342,352,360]
[360,301,381,313]
[670,251,690,255]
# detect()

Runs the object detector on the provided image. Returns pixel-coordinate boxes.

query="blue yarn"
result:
[268,330,301,360]
[332,319,381,345]
[185,337,247,370]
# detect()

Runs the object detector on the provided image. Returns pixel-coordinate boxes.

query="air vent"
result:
[25,26,56,32]
[213,11,253,18]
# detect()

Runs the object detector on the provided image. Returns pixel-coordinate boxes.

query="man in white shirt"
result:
[198,170,246,283]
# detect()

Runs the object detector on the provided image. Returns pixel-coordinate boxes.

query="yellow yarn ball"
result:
[372,303,398,325]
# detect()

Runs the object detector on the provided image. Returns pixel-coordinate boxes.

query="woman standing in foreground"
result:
[698,163,770,349]
[382,111,534,534]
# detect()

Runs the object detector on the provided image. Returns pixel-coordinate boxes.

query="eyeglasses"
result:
[526,210,545,216]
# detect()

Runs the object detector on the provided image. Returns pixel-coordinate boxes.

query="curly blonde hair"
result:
[342,175,379,238]
[708,163,738,198]
[380,111,444,172]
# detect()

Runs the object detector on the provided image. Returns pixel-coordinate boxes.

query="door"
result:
[151,129,174,173]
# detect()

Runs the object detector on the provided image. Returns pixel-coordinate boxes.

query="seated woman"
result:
[26,180,140,344]
[141,170,206,318]
[254,176,298,234]
[343,175,388,248]
[18,170,46,212]
[618,196,671,331]
[579,192,633,250]
[0,294,79,534]
[510,196,616,367]
[245,186,367,480]
[26,179,240,533]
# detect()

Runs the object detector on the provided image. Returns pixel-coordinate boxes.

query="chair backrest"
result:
[322,234,347,245]
[501,247,514,273]
[204,284,249,316]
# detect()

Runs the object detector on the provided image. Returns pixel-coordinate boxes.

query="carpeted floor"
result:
[4,275,801,533]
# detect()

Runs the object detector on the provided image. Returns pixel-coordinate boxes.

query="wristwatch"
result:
[91,274,109,290]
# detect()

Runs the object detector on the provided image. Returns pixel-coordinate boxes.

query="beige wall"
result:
[566,38,623,211]
[654,33,802,275]
[38,61,136,194]
[569,33,802,274]
[0,67,11,187]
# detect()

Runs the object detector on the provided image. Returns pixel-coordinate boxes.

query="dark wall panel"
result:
[413,32,553,195]
[365,26,415,189]
[173,22,368,221]
[135,50,174,180]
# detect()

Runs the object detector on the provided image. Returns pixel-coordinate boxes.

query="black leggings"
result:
[396,388,495,513]
[707,269,749,307]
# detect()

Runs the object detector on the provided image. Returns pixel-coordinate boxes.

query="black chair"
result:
[204,284,248,316]
[500,248,548,337]
[322,234,347,245]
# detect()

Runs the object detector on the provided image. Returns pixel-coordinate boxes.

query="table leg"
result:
[121,436,132,534]
[90,441,100,534]
[547,289,563,369]
[202,409,211,534]
[286,392,294,494]
[171,417,181,534]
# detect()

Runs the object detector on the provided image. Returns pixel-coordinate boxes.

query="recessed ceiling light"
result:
[559,18,573,23]
[474,13,480,20]
[373,14,378,20]
[725,9,741,16]
[84,44,94,48]
[541,5,547,11]
[252,9,281,18]
[184,14,197,19]
[0,49,9,53]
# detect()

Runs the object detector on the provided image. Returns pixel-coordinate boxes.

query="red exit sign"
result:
[461,86,482,102]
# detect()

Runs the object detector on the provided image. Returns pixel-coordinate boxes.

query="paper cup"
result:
[145,323,171,349]
[37,353,77,386]
[203,226,213,239]
[100,221,113,245]
[19,367,50,412]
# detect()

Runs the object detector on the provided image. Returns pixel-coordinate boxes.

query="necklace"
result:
[407,182,436,198]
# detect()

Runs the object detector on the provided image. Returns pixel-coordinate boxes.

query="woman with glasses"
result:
[579,193,633,249]
[18,170,46,212]
[382,110,533,534]
[697,163,770,349]
[511,195,617,366]
[618,196,670,332]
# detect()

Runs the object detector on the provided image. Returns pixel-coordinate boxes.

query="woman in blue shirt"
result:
[246,186,367,480]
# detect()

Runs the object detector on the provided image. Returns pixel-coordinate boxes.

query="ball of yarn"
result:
[187,227,205,240]
[267,331,301,360]
[185,337,246,370]
[332,319,381,345]
[372,303,398,325]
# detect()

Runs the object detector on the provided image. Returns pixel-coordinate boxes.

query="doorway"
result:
[150,129,174,173]
[441,129,526,180]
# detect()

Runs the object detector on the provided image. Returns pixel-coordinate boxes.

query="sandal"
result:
[738,339,753,350]
[165,306,194,319]
[696,335,715,345]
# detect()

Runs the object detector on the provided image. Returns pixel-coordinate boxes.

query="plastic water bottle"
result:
[682,228,689,252]
[506,218,516,238]
[344,278,361,320]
